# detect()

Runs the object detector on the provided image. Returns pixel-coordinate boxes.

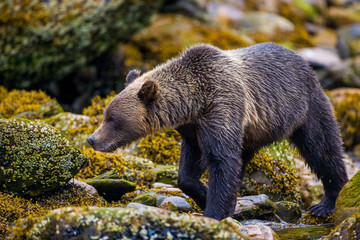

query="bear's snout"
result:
[87,135,95,148]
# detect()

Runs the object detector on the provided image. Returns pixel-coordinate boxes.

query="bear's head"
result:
[87,70,159,152]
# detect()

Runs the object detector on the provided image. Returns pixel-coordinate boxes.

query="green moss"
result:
[0,0,162,89]
[324,212,360,240]
[133,193,157,206]
[327,88,360,150]
[0,89,63,120]
[0,118,87,197]
[242,152,302,204]
[299,213,334,225]
[260,140,298,170]
[155,165,179,186]
[137,129,182,165]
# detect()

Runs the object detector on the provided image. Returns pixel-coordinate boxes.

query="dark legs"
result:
[290,104,348,217]
[177,139,207,210]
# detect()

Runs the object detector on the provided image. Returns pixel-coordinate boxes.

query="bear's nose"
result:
[87,135,95,147]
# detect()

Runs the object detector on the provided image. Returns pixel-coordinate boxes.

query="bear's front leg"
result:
[197,125,243,220]
[177,138,207,210]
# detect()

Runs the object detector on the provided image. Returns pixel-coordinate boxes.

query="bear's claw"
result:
[307,198,335,218]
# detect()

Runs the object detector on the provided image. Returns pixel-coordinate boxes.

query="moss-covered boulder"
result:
[0,118,86,197]
[241,153,302,204]
[233,194,275,221]
[25,206,245,240]
[85,178,136,202]
[324,212,360,240]
[0,89,63,120]
[274,201,302,223]
[327,88,360,150]
[334,170,360,225]
[155,165,179,186]
[133,192,157,207]
[0,0,162,89]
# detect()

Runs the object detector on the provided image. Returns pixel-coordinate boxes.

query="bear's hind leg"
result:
[177,139,207,210]
[290,105,348,218]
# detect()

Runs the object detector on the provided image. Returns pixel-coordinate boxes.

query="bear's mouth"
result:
[99,141,127,153]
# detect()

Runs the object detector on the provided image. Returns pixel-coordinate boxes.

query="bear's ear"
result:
[126,69,141,86]
[138,80,159,103]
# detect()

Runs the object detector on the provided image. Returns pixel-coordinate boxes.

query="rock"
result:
[334,170,360,225]
[327,88,360,149]
[154,165,179,186]
[152,182,174,189]
[233,194,275,221]
[238,225,280,240]
[274,201,302,223]
[26,207,244,239]
[126,202,156,210]
[235,12,294,38]
[68,179,97,196]
[0,118,86,197]
[0,89,63,120]
[327,5,360,28]
[43,112,91,148]
[160,196,192,212]
[324,212,360,240]
[241,153,302,204]
[207,2,244,26]
[337,24,360,58]
[85,179,136,202]
[133,192,157,206]
[297,47,342,69]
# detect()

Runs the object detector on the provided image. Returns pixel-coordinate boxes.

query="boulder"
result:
[274,201,302,223]
[334,170,360,225]
[160,196,192,212]
[133,192,158,207]
[324,212,360,240]
[0,119,86,197]
[85,178,136,202]
[26,207,245,239]
[233,194,275,221]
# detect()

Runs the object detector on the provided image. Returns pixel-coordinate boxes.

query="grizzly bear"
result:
[87,43,348,220]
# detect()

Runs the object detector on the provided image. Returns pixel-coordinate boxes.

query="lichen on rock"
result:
[0,118,86,197]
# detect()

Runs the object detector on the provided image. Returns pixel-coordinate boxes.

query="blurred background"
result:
[1,0,360,153]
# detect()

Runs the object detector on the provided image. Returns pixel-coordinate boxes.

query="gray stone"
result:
[160,196,192,212]
[297,47,342,69]
[233,194,275,220]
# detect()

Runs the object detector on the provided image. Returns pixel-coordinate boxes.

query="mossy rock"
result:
[233,194,275,221]
[133,192,157,207]
[274,201,302,223]
[327,88,360,150]
[324,212,360,240]
[25,207,245,240]
[0,118,87,197]
[155,165,179,186]
[241,153,302,204]
[0,0,162,89]
[43,112,91,148]
[122,14,251,70]
[0,89,63,120]
[85,178,136,202]
[334,170,360,225]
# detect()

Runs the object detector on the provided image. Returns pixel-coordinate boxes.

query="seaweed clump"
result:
[242,152,302,204]
[137,129,182,165]
[327,88,360,150]
[0,118,87,197]
[0,89,63,119]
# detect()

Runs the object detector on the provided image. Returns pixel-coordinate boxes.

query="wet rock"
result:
[26,207,244,239]
[43,112,91,148]
[238,225,280,240]
[334,170,360,225]
[133,192,157,206]
[68,179,98,196]
[324,212,360,240]
[337,24,360,58]
[155,165,179,186]
[274,201,302,223]
[0,119,86,197]
[233,194,275,221]
[85,178,136,202]
[152,182,174,189]
[160,196,192,212]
